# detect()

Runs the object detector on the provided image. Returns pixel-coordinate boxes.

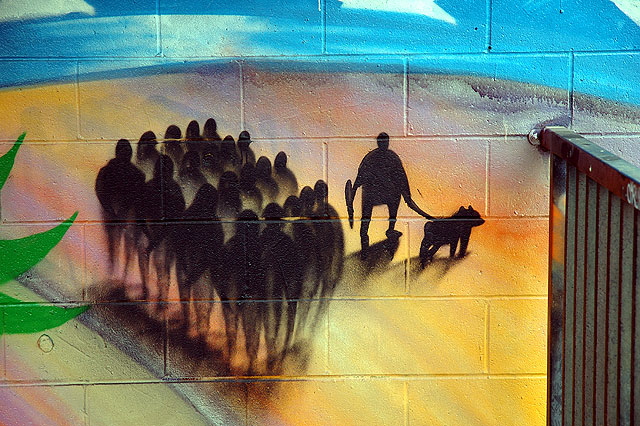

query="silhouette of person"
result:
[237,130,255,165]
[175,183,223,330]
[221,210,264,367]
[260,203,303,367]
[185,120,203,152]
[350,132,431,252]
[255,156,279,202]
[239,163,263,213]
[163,125,184,167]
[274,151,298,204]
[203,118,222,142]
[178,151,206,205]
[220,135,239,169]
[95,139,146,275]
[138,155,185,302]
[136,130,160,177]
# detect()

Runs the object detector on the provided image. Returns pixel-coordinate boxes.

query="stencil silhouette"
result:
[419,205,484,268]
[239,163,263,213]
[95,123,348,376]
[163,124,184,167]
[261,203,303,368]
[221,210,264,366]
[256,156,279,202]
[179,151,207,205]
[185,120,203,152]
[274,151,298,204]
[95,139,145,275]
[137,155,185,301]
[348,132,432,254]
[175,183,224,329]
[237,130,255,165]
[203,118,222,142]
[221,135,240,169]
[136,131,160,177]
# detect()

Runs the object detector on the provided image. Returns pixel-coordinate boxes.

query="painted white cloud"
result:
[612,0,640,25]
[338,0,457,25]
[0,0,95,22]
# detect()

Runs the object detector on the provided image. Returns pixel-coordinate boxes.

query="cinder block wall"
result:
[0,2,639,425]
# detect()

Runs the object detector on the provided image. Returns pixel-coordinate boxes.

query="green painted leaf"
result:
[0,211,79,285]
[0,292,88,334]
[0,132,25,191]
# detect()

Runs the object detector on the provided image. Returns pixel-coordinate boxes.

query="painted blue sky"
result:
[1,0,639,107]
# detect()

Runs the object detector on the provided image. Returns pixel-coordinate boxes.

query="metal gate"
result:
[533,126,640,425]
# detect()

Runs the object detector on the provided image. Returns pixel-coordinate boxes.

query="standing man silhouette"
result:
[347,132,432,253]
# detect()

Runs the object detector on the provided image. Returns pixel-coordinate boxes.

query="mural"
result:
[1,0,639,425]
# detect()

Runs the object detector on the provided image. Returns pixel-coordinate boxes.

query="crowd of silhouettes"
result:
[95,118,344,373]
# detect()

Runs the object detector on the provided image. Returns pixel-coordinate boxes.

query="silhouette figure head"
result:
[203,118,218,140]
[139,130,157,145]
[377,132,389,151]
[299,186,315,216]
[274,151,288,171]
[256,156,272,178]
[283,195,301,217]
[154,154,174,180]
[263,203,285,228]
[164,125,181,140]
[186,120,200,140]
[314,180,328,203]
[238,130,251,142]
[115,139,133,161]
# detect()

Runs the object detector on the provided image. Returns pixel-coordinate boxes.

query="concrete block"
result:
[489,299,547,374]
[243,60,405,139]
[0,141,110,223]
[573,54,640,134]
[488,137,550,217]
[325,0,486,54]
[335,219,408,297]
[0,384,86,425]
[407,219,549,297]
[160,1,322,57]
[408,56,570,136]
[248,379,405,426]
[78,61,242,141]
[0,81,78,142]
[328,299,486,375]
[491,0,640,52]
[4,303,162,382]
[408,377,546,425]
[87,382,212,425]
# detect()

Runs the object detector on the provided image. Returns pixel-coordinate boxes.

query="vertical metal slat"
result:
[574,171,587,423]
[619,201,635,424]
[595,186,610,426]
[607,195,622,425]
[548,155,567,426]
[584,177,598,425]
[564,164,577,426]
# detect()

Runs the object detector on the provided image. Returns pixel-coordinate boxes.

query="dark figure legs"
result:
[359,196,402,252]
